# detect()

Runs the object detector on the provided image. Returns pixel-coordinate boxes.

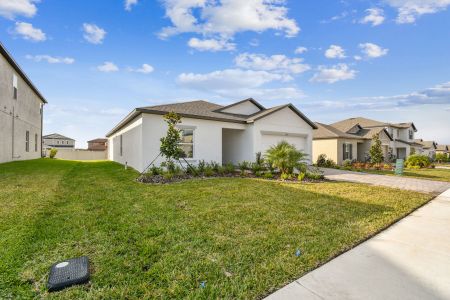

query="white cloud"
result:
[234,53,310,74]
[159,0,299,48]
[0,0,38,19]
[310,63,356,83]
[325,45,346,59]
[294,46,307,54]
[129,63,154,74]
[359,42,388,58]
[354,55,362,61]
[26,54,75,64]
[13,21,46,41]
[188,37,236,52]
[83,23,106,44]
[385,0,450,23]
[360,8,385,26]
[125,0,138,11]
[178,68,292,90]
[97,62,119,72]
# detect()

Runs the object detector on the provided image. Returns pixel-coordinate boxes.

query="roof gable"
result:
[43,133,74,140]
[215,98,264,115]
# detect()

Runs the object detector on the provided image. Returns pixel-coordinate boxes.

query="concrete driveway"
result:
[321,168,450,194]
[266,188,450,300]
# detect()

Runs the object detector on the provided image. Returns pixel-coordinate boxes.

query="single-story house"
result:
[106,98,317,172]
[313,122,393,165]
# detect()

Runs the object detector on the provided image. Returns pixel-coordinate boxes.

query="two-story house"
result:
[43,133,75,149]
[0,42,47,163]
[312,117,418,164]
[87,138,108,151]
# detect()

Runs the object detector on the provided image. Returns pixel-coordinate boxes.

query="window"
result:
[57,140,60,144]
[13,74,18,100]
[408,129,413,140]
[179,129,194,158]
[25,131,29,152]
[35,134,38,152]
[343,143,352,160]
[119,135,123,156]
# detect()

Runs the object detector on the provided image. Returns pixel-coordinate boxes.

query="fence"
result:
[45,148,107,160]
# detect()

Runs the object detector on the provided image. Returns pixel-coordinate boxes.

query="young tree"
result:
[160,112,183,162]
[369,133,384,164]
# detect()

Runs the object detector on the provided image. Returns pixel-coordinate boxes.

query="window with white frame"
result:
[25,131,29,152]
[408,129,413,140]
[343,143,352,160]
[179,129,194,158]
[13,74,18,100]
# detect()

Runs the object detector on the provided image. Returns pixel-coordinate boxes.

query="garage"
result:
[260,132,307,154]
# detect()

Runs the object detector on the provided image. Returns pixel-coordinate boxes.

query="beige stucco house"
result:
[313,122,393,165]
[0,42,47,163]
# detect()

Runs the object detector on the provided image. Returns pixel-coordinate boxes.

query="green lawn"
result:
[360,168,450,182]
[0,159,432,299]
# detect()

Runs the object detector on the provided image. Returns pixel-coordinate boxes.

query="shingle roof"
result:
[88,138,107,143]
[43,133,74,140]
[436,144,448,151]
[106,99,317,137]
[313,122,363,139]
[419,141,437,149]
[0,41,47,104]
[331,117,417,133]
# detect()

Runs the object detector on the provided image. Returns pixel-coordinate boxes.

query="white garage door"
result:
[261,133,306,154]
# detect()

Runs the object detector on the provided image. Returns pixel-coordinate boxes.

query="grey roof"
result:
[353,126,393,141]
[106,99,317,137]
[0,41,47,103]
[331,117,417,133]
[313,122,363,139]
[436,144,448,151]
[417,140,437,149]
[43,133,74,140]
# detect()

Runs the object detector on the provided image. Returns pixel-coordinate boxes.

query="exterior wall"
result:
[45,149,107,160]
[43,138,75,149]
[88,141,107,151]
[108,116,143,171]
[220,101,261,115]
[253,107,314,163]
[222,127,254,164]
[140,114,246,171]
[313,139,338,163]
[0,53,43,163]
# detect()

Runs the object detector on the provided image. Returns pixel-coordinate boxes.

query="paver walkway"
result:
[265,188,450,300]
[321,168,450,194]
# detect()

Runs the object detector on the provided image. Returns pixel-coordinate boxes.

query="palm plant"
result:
[265,141,308,176]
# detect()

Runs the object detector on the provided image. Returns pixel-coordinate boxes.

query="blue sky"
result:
[1,0,449,147]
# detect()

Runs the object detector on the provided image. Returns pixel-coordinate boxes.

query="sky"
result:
[0,0,449,147]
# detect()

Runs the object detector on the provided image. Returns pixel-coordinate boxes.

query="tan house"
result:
[0,42,47,163]
[436,144,449,158]
[88,138,108,151]
[313,122,393,164]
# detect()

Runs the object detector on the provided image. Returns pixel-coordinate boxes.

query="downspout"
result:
[11,106,14,159]
[40,103,44,157]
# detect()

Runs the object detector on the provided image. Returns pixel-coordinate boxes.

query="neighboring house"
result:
[43,133,75,149]
[435,144,448,158]
[330,117,417,160]
[415,139,437,159]
[313,122,393,165]
[106,98,317,172]
[0,42,47,163]
[87,138,108,151]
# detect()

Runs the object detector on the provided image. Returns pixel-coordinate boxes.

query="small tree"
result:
[369,133,384,164]
[160,112,183,163]
[265,141,308,176]
[436,153,447,163]
[49,148,58,159]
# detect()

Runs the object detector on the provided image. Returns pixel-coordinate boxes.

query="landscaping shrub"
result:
[436,153,447,163]
[369,134,384,164]
[298,172,305,181]
[223,162,235,174]
[265,141,308,176]
[305,171,324,180]
[49,148,58,159]
[263,171,274,179]
[238,161,250,175]
[203,165,215,177]
[316,154,327,167]
[405,154,431,168]
[197,160,206,173]
[149,165,163,176]
[342,159,352,168]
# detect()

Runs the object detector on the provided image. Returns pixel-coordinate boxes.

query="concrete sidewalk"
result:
[321,168,450,194]
[265,188,450,300]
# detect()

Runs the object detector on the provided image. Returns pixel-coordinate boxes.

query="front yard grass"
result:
[0,159,432,299]
[360,168,450,182]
